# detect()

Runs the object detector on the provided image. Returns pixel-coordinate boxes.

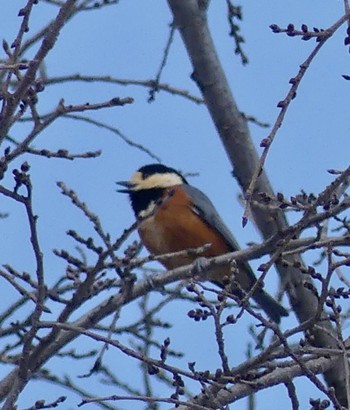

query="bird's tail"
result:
[213,277,288,323]
[252,289,288,324]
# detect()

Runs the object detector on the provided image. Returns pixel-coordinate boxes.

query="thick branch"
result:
[172,354,337,410]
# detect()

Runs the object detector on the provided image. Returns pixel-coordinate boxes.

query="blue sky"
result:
[1,1,350,409]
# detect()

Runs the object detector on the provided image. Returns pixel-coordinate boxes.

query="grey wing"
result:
[182,185,288,323]
[181,184,242,252]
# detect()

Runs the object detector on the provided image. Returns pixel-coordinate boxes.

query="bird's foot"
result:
[191,257,211,281]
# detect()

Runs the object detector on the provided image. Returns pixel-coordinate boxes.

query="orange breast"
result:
[138,187,231,270]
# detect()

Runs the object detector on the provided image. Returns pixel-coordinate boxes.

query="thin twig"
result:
[244,12,349,220]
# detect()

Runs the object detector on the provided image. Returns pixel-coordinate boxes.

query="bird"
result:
[117,163,288,323]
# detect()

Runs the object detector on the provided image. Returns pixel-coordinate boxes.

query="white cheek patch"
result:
[139,201,157,218]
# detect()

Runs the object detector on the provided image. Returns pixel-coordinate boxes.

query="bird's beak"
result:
[116,181,135,193]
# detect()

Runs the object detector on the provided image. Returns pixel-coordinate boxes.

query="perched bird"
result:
[118,163,288,323]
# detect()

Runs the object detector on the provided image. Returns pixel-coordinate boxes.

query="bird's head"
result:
[117,164,187,193]
[117,164,188,216]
